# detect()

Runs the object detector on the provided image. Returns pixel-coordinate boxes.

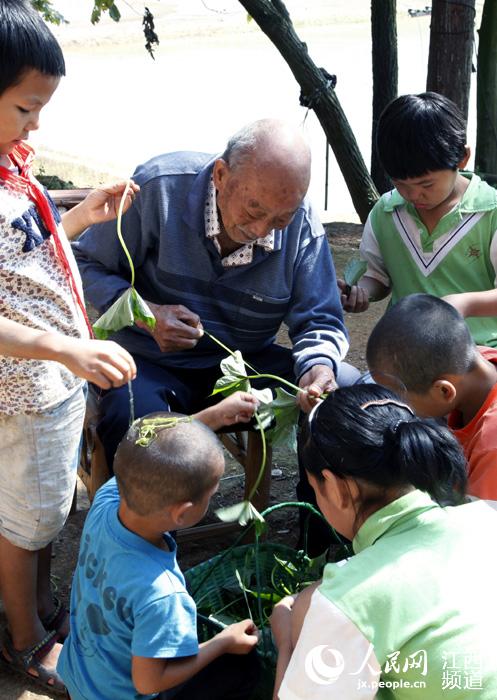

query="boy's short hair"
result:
[376,92,467,180]
[114,413,224,516]
[366,294,477,393]
[0,0,65,95]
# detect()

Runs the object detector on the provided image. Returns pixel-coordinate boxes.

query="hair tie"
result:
[392,418,409,434]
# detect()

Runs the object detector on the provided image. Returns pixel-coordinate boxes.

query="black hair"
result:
[0,0,65,95]
[301,385,467,510]
[376,92,467,179]
[114,413,224,516]
[366,294,477,393]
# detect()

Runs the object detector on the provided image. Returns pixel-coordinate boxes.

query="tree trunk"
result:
[239,0,378,222]
[426,0,475,120]
[371,0,397,194]
[475,0,497,179]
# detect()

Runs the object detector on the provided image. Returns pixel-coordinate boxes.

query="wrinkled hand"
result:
[337,278,369,313]
[270,596,295,651]
[216,619,259,655]
[82,180,140,226]
[298,364,337,412]
[57,337,137,389]
[136,303,203,352]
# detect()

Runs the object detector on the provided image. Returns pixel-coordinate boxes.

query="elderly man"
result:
[74,119,350,467]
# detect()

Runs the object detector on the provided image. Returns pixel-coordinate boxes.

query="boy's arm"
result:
[338,213,391,313]
[443,290,497,318]
[131,619,258,695]
[338,275,390,313]
[0,316,136,389]
[193,392,259,431]
[61,181,139,240]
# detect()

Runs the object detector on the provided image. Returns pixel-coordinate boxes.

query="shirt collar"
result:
[382,173,497,215]
[352,489,439,554]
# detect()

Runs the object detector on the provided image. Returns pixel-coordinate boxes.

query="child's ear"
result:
[169,501,194,526]
[431,378,457,405]
[458,146,471,170]
[322,469,356,511]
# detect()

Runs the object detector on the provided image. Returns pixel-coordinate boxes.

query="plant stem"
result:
[116,180,135,287]
[246,410,267,502]
[245,373,300,395]
[203,330,260,375]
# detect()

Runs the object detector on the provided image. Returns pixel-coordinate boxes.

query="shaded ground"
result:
[0,223,388,699]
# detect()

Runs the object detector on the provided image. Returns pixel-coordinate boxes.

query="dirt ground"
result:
[0,223,388,699]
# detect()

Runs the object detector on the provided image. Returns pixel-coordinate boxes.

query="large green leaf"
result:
[256,387,299,450]
[215,500,264,526]
[344,255,368,287]
[93,287,156,340]
[212,350,250,396]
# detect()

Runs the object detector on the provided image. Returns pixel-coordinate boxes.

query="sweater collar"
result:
[352,490,439,554]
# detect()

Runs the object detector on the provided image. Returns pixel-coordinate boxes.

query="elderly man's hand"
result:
[297,364,337,412]
[136,302,203,352]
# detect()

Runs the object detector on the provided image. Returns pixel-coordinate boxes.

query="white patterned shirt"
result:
[0,182,87,415]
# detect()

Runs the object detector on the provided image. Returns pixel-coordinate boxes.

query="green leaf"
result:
[344,255,368,287]
[212,350,250,396]
[108,3,121,21]
[93,287,156,340]
[91,6,101,24]
[257,387,299,449]
[215,500,264,526]
[211,377,249,397]
[250,387,274,429]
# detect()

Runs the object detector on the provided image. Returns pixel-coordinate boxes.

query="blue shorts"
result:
[0,385,86,550]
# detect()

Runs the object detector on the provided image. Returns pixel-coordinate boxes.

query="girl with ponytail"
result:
[271,385,497,699]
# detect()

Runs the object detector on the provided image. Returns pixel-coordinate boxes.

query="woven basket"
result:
[185,542,319,651]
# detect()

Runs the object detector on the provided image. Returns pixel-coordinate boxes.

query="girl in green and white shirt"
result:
[271,384,497,699]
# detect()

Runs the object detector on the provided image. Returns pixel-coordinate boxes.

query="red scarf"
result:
[0,142,93,336]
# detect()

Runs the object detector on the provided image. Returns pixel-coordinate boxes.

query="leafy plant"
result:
[93,182,156,339]
[204,332,301,528]
[343,254,368,296]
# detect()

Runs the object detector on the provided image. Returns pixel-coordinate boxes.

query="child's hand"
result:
[61,180,140,239]
[82,180,140,226]
[270,596,295,652]
[54,336,137,389]
[216,619,259,655]
[215,391,259,426]
[337,278,369,312]
[194,391,259,431]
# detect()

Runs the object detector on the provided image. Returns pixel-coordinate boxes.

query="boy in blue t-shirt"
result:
[58,407,260,700]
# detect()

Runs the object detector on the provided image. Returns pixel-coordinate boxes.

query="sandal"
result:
[42,596,70,640]
[1,628,66,695]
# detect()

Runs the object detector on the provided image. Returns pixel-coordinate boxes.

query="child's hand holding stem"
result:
[0,317,137,389]
[61,180,140,240]
[215,619,259,655]
[194,391,259,431]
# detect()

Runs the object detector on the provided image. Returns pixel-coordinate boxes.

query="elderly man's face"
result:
[213,158,307,246]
